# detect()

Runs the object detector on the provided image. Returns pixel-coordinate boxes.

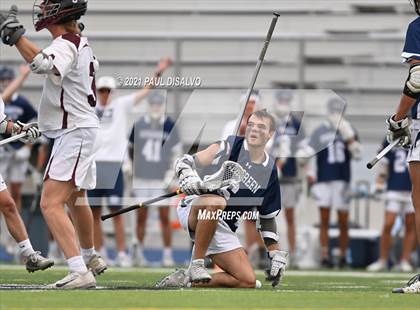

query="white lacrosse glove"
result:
[265,250,288,287]
[13,121,41,143]
[386,115,411,149]
[179,173,204,196]
[175,154,205,196]
[14,146,30,161]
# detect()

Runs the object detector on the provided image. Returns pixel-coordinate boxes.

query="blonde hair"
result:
[62,20,80,34]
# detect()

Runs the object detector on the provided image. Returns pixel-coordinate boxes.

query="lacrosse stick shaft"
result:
[366,138,401,169]
[0,132,27,146]
[234,12,280,136]
[101,189,182,221]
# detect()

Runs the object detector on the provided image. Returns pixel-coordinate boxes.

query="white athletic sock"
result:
[163,247,172,258]
[81,247,95,264]
[67,256,88,273]
[18,239,35,258]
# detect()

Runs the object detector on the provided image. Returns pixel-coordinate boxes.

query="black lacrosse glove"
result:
[0,5,26,46]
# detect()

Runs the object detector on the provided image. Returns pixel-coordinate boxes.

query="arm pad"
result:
[259,217,279,245]
[30,52,54,74]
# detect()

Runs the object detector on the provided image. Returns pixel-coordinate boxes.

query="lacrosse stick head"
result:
[202,161,246,192]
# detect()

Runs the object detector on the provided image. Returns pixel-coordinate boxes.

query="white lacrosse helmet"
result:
[96,76,117,90]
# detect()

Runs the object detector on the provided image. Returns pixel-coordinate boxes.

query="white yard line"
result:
[0,264,413,279]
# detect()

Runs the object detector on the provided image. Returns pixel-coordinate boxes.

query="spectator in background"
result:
[129,91,182,267]
[88,58,172,267]
[297,98,361,268]
[270,90,305,267]
[367,140,416,272]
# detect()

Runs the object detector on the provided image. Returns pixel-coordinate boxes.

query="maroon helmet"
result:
[33,0,87,31]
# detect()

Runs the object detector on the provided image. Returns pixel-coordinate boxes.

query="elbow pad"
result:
[30,52,54,74]
[404,63,420,99]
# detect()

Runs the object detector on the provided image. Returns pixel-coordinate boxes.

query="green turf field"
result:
[0,265,418,310]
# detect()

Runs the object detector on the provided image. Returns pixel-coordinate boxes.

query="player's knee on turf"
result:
[237,272,257,288]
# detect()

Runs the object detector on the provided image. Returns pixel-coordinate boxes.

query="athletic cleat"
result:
[49,271,96,289]
[392,260,414,273]
[338,257,350,269]
[155,269,190,288]
[392,274,420,294]
[187,259,212,283]
[366,260,387,272]
[320,258,334,269]
[25,251,54,273]
[162,255,175,267]
[87,254,107,276]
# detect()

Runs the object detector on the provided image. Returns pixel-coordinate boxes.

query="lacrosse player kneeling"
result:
[156,110,288,289]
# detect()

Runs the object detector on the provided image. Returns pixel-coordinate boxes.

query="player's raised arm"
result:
[1,65,30,103]
[132,57,172,105]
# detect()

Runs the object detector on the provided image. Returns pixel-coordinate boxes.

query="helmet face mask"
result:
[33,0,88,32]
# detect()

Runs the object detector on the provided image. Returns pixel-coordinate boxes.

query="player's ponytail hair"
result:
[61,20,81,35]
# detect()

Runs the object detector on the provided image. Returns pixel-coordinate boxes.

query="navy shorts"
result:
[88,161,124,209]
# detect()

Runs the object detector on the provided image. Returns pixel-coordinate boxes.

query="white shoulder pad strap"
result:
[30,52,54,74]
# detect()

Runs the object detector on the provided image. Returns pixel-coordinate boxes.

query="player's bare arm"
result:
[1,65,30,103]
[133,58,173,105]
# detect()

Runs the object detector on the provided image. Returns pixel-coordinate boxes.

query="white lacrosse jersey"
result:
[94,94,136,162]
[38,33,99,137]
[0,97,5,123]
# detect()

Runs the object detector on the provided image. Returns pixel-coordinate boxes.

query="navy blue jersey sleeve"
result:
[257,167,281,218]
[402,17,420,62]
[16,96,37,123]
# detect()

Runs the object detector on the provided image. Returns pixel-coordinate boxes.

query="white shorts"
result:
[0,150,29,183]
[0,174,6,192]
[311,180,350,211]
[131,179,167,208]
[385,191,415,215]
[44,128,98,190]
[408,120,420,162]
[177,196,242,256]
[280,182,301,209]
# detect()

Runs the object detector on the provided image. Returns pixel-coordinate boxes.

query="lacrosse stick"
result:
[101,161,246,221]
[366,138,401,169]
[0,132,27,146]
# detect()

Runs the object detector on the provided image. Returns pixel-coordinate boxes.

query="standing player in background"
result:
[367,140,416,272]
[0,65,37,214]
[0,95,52,272]
[271,90,305,267]
[297,98,361,268]
[221,91,267,268]
[129,91,182,267]
[0,1,105,289]
[88,58,172,267]
[156,110,287,288]
[384,0,420,294]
